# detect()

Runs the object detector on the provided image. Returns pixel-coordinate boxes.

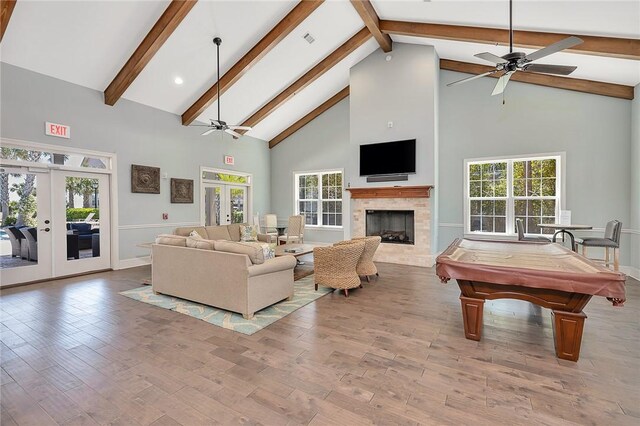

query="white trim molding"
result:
[115,257,151,270]
[119,222,200,230]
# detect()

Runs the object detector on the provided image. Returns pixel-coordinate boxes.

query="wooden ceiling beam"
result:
[270,86,349,148]
[181,0,324,125]
[380,20,640,60]
[350,0,391,52]
[441,59,634,100]
[239,27,371,133]
[104,0,197,106]
[0,0,17,43]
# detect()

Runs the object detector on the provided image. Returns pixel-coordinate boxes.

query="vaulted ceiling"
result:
[1,1,638,145]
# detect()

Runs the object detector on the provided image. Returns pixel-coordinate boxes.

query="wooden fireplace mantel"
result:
[346,185,433,199]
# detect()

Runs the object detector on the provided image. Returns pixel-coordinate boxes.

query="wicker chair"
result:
[336,236,381,281]
[313,240,365,297]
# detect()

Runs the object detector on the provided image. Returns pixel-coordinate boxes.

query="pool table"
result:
[436,239,626,361]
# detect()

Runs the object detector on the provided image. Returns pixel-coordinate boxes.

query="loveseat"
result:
[152,226,296,319]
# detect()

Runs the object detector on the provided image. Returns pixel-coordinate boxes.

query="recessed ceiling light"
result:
[174,76,184,85]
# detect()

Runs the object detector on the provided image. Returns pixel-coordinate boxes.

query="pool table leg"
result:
[460,296,484,341]
[551,310,587,362]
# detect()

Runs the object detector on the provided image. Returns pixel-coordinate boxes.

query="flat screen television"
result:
[359,139,416,176]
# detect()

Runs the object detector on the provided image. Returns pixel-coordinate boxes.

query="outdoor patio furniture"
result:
[4,226,23,257]
[20,227,37,261]
[67,223,99,250]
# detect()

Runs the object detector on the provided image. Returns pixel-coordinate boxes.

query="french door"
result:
[52,170,111,277]
[203,184,247,226]
[0,167,111,287]
[0,166,53,285]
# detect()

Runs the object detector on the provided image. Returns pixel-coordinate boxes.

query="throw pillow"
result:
[215,240,264,264]
[189,230,204,239]
[262,243,276,260]
[240,224,258,242]
[186,236,215,250]
[155,234,187,247]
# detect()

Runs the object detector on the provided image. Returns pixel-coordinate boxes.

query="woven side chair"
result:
[337,236,381,281]
[313,240,365,297]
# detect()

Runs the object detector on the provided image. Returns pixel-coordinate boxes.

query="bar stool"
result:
[577,220,622,271]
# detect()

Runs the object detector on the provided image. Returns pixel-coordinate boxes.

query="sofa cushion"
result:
[156,234,187,247]
[227,223,243,242]
[174,226,206,238]
[205,225,232,241]
[214,240,266,264]
[186,237,216,250]
[240,224,259,242]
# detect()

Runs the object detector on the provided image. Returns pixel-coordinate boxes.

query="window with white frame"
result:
[465,155,561,236]
[295,171,343,227]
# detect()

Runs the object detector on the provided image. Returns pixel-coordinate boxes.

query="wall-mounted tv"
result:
[359,139,416,176]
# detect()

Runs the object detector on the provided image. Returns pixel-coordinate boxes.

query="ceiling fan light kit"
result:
[447,0,583,97]
[191,37,252,139]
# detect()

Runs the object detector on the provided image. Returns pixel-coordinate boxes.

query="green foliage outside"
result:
[66,208,100,222]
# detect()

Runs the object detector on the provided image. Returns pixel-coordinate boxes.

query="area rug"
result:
[119,274,330,335]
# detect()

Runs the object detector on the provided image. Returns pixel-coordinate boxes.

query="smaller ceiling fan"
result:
[447,0,583,96]
[192,37,251,138]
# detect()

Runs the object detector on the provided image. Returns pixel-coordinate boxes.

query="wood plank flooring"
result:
[1,263,638,425]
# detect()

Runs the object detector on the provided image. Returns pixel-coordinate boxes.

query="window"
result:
[295,171,343,227]
[465,155,561,236]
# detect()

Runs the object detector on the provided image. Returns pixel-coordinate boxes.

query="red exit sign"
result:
[45,122,71,139]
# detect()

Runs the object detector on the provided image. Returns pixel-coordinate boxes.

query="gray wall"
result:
[348,43,439,246]
[631,85,639,273]
[439,69,634,270]
[0,63,271,262]
[270,98,350,243]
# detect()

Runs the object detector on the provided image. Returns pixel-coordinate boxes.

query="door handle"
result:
[40,228,50,232]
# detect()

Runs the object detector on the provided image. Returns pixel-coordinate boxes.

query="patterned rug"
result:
[119,274,330,335]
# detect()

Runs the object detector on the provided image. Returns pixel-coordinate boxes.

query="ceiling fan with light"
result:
[447,0,583,96]
[192,37,251,138]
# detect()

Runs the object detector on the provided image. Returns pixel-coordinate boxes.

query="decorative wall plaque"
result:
[170,178,194,203]
[131,164,160,194]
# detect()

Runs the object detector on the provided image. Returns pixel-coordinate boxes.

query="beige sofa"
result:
[152,225,296,319]
[173,223,271,243]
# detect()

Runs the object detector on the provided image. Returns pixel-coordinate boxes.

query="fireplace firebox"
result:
[366,210,415,245]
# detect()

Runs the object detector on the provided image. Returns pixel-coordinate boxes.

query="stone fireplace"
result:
[348,186,434,267]
[366,210,415,245]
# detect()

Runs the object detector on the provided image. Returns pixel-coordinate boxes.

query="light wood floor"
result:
[1,264,638,425]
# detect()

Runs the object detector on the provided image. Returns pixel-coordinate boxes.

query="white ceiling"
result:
[1,0,638,143]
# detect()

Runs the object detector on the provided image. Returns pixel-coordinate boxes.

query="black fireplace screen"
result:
[365,210,415,245]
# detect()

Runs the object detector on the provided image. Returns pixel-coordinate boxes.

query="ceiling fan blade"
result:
[201,129,216,136]
[225,129,243,139]
[447,70,498,87]
[474,52,507,64]
[211,120,222,127]
[491,72,513,96]
[227,125,252,131]
[522,63,577,75]
[524,36,583,62]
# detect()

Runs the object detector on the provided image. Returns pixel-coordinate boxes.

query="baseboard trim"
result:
[115,257,151,270]
[620,266,640,281]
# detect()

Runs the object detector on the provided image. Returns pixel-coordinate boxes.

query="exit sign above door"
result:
[45,122,71,139]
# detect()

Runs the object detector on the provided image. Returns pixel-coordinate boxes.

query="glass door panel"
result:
[229,186,247,224]
[203,184,248,225]
[0,166,52,286]
[52,171,110,277]
[204,185,222,226]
